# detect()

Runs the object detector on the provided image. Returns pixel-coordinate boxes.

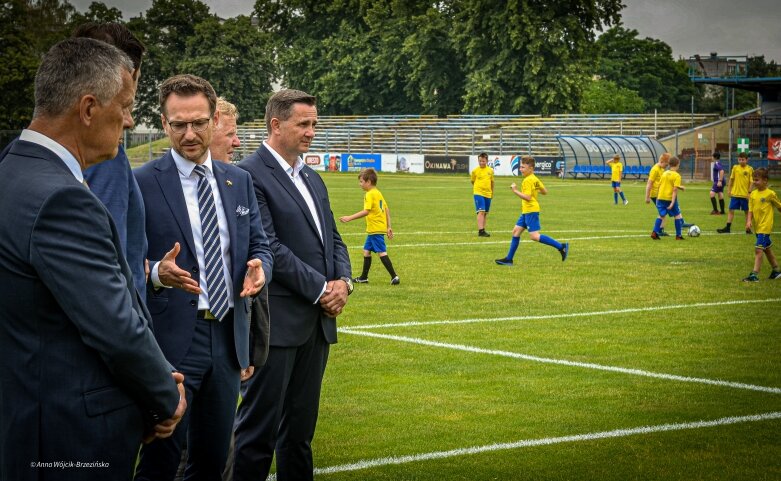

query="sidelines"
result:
[344,297,781,330]
[312,412,781,476]
[338,329,781,394]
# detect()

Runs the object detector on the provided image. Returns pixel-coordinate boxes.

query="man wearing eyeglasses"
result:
[133,74,273,480]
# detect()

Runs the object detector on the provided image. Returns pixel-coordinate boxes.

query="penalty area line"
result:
[338,329,781,394]
[312,411,781,476]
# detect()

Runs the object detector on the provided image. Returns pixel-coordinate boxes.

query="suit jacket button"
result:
[190,300,196,306]
[192,266,199,273]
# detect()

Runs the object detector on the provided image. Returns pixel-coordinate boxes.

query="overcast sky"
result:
[71,0,780,63]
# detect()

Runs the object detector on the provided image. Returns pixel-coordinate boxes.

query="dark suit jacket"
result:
[238,145,351,347]
[0,140,180,480]
[134,152,273,369]
[84,144,148,301]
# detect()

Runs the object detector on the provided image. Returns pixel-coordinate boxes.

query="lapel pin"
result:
[226,180,233,187]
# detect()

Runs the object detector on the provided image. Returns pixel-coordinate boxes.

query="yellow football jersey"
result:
[363,187,388,234]
[648,163,665,198]
[656,170,682,202]
[520,173,545,213]
[749,188,781,235]
[729,164,754,198]
[471,166,494,198]
[609,161,623,182]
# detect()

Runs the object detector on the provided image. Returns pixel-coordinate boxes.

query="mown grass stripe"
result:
[339,329,781,394]
[312,412,781,476]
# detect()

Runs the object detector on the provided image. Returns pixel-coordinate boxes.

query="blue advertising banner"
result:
[340,153,382,172]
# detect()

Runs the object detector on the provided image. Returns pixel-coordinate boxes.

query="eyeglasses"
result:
[166,117,211,134]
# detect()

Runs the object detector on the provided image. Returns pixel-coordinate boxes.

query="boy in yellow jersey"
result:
[651,156,686,240]
[495,156,568,265]
[742,168,781,281]
[339,168,399,285]
[471,152,495,237]
[606,154,628,205]
[645,153,671,236]
[717,151,754,234]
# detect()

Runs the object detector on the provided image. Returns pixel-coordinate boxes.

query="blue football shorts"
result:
[515,212,541,232]
[655,199,681,217]
[363,234,387,253]
[729,197,749,211]
[474,195,492,213]
[755,234,773,250]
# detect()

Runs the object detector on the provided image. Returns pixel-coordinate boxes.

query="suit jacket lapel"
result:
[261,147,323,242]
[154,153,197,256]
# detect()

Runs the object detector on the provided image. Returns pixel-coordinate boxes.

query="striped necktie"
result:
[193,164,230,321]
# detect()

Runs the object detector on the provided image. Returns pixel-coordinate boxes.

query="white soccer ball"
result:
[688,225,701,237]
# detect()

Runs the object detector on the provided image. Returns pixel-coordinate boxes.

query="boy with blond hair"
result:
[645,152,670,236]
[742,168,781,281]
[606,153,628,205]
[495,156,568,265]
[651,156,686,240]
[340,168,399,285]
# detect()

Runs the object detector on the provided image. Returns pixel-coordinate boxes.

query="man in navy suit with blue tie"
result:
[134,74,273,480]
[230,89,352,481]
[0,38,185,481]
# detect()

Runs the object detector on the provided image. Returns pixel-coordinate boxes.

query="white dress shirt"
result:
[153,150,234,310]
[264,141,327,302]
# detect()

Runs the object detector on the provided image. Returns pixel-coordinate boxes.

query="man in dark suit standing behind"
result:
[230,89,352,481]
[134,74,273,480]
[0,38,185,481]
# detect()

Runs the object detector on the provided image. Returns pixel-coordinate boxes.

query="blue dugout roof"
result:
[556,135,667,166]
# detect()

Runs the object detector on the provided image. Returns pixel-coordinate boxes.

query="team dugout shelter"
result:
[557,135,667,179]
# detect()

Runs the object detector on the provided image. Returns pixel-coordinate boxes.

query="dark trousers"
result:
[136,311,240,481]
[230,326,330,481]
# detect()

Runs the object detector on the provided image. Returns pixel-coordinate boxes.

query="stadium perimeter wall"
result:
[303,152,564,177]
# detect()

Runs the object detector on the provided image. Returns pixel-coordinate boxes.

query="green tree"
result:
[595,25,695,112]
[128,0,215,127]
[580,79,645,114]
[69,1,123,25]
[179,15,276,123]
[0,0,76,129]
[453,0,622,115]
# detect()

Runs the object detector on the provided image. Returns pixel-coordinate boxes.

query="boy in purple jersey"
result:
[709,151,726,215]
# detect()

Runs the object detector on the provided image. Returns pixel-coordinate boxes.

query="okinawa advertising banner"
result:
[424,155,469,174]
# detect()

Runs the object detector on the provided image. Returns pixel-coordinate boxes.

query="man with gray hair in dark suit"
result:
[0,37,186,481]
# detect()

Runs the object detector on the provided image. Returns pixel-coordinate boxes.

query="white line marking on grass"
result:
[312,412,781,476]
[338,329,781,394]
[345,298,781,330]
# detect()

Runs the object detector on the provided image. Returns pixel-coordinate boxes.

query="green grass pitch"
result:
[303,172,781,480]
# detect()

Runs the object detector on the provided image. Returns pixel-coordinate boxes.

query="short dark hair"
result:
[72,22,145,71]
[34,37,132,118]
[478,152,488,160]
[265,89,316,133]
[738,151,748,159]
[521,155,535,167]
[159,74,217,117]
[712,151,721,160]
[754,167,768,181]
[359,167,378,185]
[668,156,680,167]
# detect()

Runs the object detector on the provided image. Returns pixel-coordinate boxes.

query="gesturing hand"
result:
[158,242,200,294]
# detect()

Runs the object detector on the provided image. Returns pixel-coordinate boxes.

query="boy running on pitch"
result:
[742,168,781,282]
[495,156,568,265]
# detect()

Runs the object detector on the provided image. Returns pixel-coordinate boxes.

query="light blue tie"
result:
[193,165,230,321]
